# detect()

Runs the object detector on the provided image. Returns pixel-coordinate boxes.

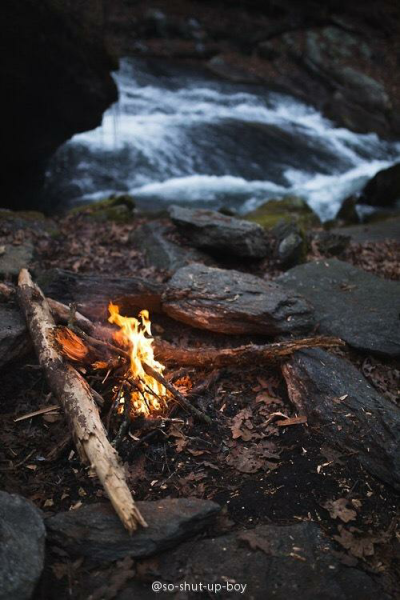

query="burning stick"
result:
[17,269,147,533]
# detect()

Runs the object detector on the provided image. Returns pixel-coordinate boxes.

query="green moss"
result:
[244,196,321,231]
[69,193,136,222]
[0,209,46,221]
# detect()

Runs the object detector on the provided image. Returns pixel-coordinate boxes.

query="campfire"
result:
[17,269,344,534]
[107,303,169,418]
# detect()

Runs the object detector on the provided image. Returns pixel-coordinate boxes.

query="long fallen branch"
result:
[17,269,147,533]
[153,336,346,368]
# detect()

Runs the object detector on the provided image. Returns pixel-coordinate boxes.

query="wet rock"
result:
[245,196,321,231]
[46,498,220,563]
[169,205,269,259]
[0,243,34,278]
[278,259,400,357]
[131,222,214,272]
[0,305,30,369]
[283,349,400,491]
[162,264,314,335]
[0,491,46,600]
[358,163,400,207]
[122,522,387,600]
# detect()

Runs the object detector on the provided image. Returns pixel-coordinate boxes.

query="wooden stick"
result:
[142,362,212,425]
[17,269,147,533]
[153,337,345,368]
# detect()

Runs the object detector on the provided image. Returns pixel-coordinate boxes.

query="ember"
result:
[108,303,169,417]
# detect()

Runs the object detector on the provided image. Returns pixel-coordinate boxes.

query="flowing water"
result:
[44,57,400,220]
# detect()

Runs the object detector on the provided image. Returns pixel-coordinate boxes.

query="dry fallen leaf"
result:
[324,498,357,523]
[238,531,271,554]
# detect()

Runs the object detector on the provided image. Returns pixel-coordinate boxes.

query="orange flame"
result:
[108,303,168,417]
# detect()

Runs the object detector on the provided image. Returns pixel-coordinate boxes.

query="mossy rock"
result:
[0,209,46,222]
[245,196,321,231]
[69,194,136,223]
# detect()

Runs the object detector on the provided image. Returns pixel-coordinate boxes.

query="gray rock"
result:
[169,205,270,259]
[283,349,400,491]
[272,220,306,267]
[131,222,214,272]
[46,498,220,563]
[358,163,400,207]
[0,305,30,369]
[332,216,400,243]
[278,259,400,357]
[120,522,387,600]
[312,231,350,256]
[0,243,33,278]
[0,492,46,600]
[162,264,314,335]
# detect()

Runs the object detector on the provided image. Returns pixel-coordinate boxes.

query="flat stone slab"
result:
[0,243,33,278]
[0,304,31,369]
[46,498,220,563]
[0,492,46,600]
[332,217,400,243]
[162,264,314,335]
[283,349,400,491]
[120,522,387,600]
[278,259,400,356]
[131,222,214,272]
[169,205,269,259]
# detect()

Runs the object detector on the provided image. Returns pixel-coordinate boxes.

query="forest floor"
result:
[0,209,399,599]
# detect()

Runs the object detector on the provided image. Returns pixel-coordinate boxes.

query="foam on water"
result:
[45,57,400,219]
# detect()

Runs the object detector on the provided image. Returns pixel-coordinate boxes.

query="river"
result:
[43,57,400,220]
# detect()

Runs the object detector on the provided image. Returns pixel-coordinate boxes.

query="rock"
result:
[332,216,400,243]
[358,163,400,207]
[207,54,262,83]
[336,195,361,225]
[0,491,46,600]
[245,196,321,231]
[283,349,400,491]
[2,0,117,209]
[278,259,400,357]
[121,522,387,600]
[0,305,30,370]
[162,264,314,336]
[0,243,34,278]
[169,205,269,259]
[311,232,350,257]
[131,222,214,272]
[70,194,135,223]
[39,269,164,320]
[272,220,306,267]
[46,498,220,563]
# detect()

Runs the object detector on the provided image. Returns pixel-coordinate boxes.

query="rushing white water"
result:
[45,57,400,220]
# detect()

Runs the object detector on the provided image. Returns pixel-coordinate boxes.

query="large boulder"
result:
[131,221,215,273]
[2,0,117,209]
[0,492,46,600]
[162,264,314,335]
[278,259,400,357]
[46,498,220,563]
[169,205,270,259]
[358,163,400,208]
[283,349,400,491]
[121,522,388,600]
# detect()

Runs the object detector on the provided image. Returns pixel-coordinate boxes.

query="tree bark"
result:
[17,269,147,533]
